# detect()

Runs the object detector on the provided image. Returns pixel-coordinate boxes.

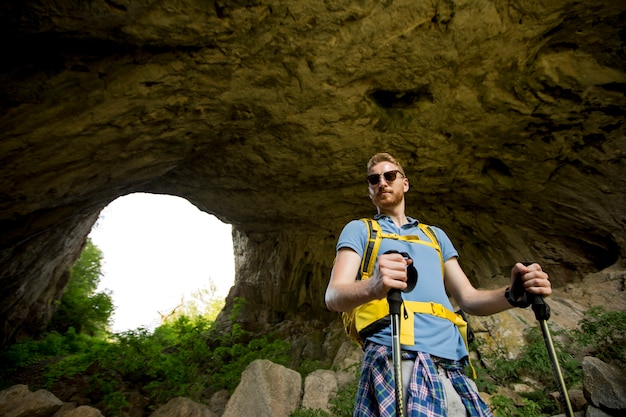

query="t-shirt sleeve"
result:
[431,226,459,262]
[336,219,368,256]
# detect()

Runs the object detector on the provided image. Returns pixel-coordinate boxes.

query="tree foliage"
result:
[47,238,114,335]
[159,279,225,325]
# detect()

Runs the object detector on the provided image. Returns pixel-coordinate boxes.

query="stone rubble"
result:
[1,356,624,417]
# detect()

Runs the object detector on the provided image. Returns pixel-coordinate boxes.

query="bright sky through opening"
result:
[89,193,235,332]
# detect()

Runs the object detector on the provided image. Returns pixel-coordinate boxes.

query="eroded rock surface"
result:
[1,0,625,343]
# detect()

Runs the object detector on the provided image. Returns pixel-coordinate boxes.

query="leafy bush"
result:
[483,324,581,391]
[290,408,331,417]
[159,280,225,324]
[328,375,359,417]
[520,390,560,416]
[567,306,626,369]
[47,239,114,336]
[18,313,288,416]
[2,294,293,416]
[209,335,291,392]
[0,328,92,381]
[490,395,543,417]
[473,365,499,395]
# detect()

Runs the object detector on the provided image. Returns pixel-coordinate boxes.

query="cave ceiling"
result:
[1,0,625,343]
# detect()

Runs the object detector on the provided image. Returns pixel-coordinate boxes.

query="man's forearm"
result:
[459,287,513,316]
[325,280,378,312]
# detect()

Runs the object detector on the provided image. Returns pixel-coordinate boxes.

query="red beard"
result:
[372,188,404,209]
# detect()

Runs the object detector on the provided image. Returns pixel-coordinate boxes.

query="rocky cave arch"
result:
[1,0,625,346]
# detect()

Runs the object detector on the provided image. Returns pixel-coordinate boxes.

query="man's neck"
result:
[377,208,408,228]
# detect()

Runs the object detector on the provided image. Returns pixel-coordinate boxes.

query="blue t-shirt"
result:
[337,214,468,360]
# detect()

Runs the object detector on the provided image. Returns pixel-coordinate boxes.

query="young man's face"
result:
[367,161,409,210]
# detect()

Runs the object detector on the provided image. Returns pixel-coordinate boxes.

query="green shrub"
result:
[0,328,93,388]
[490,395,543,417]
[568,306,626,369]
[328,379,358,417]
[48,239,114,336]
[1,296,293,415]
[297,359,324,379]
[473,365,499,395]
[209,335,291,392]
[290,408,330,417]
[484,324,581,392]
[520,390,560,416]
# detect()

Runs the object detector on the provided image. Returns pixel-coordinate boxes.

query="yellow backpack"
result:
[340,218,475,375]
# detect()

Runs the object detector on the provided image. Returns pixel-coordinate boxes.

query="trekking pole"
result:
[387,288,406,417]
[517,263,574,417]
[529,293,575,417]
[384,250,418,417]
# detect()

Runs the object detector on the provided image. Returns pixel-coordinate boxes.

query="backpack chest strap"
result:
[399,301,476,378]
[399,301,461,345]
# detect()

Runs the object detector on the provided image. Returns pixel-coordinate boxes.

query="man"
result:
[325,152,552,417]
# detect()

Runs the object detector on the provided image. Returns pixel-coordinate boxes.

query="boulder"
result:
[53,405,104,417]
[582,356,626,415]
[301,369,338,412]
[222,359,301,417]
[149,397,216,417]
[0,384,63,417]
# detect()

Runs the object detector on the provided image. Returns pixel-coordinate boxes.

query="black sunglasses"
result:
[367,170,404,185]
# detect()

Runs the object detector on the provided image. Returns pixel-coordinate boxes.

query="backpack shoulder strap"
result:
[418,223,445,276]
[420,224,439,246]
[358,218,382,280]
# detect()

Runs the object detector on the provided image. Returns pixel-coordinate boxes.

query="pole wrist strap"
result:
[505,287,531,308]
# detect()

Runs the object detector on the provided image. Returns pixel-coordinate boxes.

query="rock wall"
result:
[1,0,625,343]
[224,228,338,328]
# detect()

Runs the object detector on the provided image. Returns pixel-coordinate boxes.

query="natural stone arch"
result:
[1,0,625,345]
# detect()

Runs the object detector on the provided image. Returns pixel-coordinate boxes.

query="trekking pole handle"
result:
[383,250,418,292]
[383,250,417,316]
[514,261,551,321]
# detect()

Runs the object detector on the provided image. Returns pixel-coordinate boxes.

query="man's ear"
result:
[404,178,410,192]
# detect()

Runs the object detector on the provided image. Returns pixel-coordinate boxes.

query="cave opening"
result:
[88,193,235,332]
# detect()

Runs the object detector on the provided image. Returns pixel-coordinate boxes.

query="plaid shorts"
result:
[354,342,493,417]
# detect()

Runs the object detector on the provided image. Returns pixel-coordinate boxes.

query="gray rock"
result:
[53,405,104,417]
[149,397,217,417]
[209,390,230,416]
[301,369,338,412]
[0,384,63,417]
[222,359,301,417]
[582,356,626,413]
[585,405,614,417]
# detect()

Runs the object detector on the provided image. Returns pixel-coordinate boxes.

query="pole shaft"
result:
[540,320,574,417]
[391,314,405,417]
